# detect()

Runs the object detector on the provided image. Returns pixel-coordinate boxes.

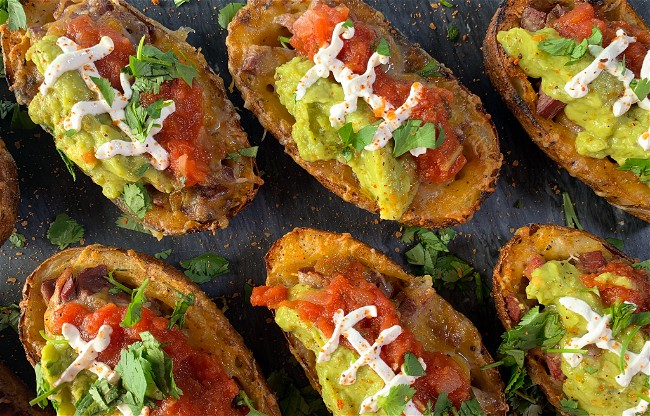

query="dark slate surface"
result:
[1,0,649,406]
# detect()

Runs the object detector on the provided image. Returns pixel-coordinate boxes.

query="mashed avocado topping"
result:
[275,283,391,415]
[275,57,417,221]
[527,260,650,415]
[27,35,176,199]
[497,28,650,167]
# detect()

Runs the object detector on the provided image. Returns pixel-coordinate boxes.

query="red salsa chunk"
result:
[51,302,244,416]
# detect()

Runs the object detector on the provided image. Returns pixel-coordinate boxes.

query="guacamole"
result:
[275,284,390,415]
[274,57,417,221]
[498,28,650,165]
[27,36,176,200]
[527,260,649,415]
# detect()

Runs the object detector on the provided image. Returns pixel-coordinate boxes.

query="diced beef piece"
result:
[545,353,567,381]
[60,275,77,303]
[546,4,567,26]
[41,278,57,303]
[76,265,110,296]
[521,6,547,32]
[505,295,524,323]
[536,91,566,119]
[524,254,546,279]
[576,251,607,273]
[273,13,298,33]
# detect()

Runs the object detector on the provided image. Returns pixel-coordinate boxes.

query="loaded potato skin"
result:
[0,139,18,246]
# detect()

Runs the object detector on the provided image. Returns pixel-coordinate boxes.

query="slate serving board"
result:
[1,0,649,408]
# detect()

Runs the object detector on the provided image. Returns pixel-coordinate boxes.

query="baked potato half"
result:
[227,0,501,228]
[484,0,650,222]
[493,224,650,415]
[20,244,280,415]
[1,0,261,236]
[251,228,507,415]
[0,138,18,245]
[0,361,52,416]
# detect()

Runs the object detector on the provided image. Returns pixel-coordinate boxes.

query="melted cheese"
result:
[564,30,650,151]
[319,306,426,415]
[54,323,118,387]
[295,22,426,157]
[40,36,174,170]
[559,297,650,388]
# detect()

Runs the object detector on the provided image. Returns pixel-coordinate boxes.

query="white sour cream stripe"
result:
[319,306,427,415]
[563,30,650,151]
[54,323,118,387]
[40,36,174,170]
[558,297,650,388]
[295,22,426,156]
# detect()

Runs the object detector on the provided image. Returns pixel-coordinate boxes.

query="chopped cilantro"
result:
[417,61,442,78]
[539,27,602,64]
[56,149,76,181]
[403,352,425,376]
[168,292,194,330]
[31,363,65,408]
[376,37,391,57]
[630,78,650,101]
[124,98,173,143]
[0,0,27,31]
[376,384,415,415]
[90,76,115,107]
[562,192,583,230]
[618,158,650,182]
[278,35,291,48]
[180,253,229,283]
[235,390,267,416]
[0,100,16,118]
[392,120,445,158]
[121,278,149,328]
[174,0,189,6]
[218,2,245,29]
[0,303,19,332]
[154,249,172,260]
[135,163,150,177]
[439,0,452,6]
[74,378,120,415]
[559,398,588,416]
[338,121,380,162]
[237,146,259,158]
[115,214,152,235]
[267,369,328,416]
[447,25,460,42]
[604,237,624,251]
[8,231,25,248]
[342,19,354,28]
[123,183,152,220]
[46,213,84,249]
[105,270,133,295]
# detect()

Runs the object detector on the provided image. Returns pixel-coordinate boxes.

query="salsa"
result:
[251,264,471,408]
[289,4,466,183]
[51,302,244,416]
[64,15,209,186]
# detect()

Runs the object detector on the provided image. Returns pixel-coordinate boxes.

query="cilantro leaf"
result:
[342,19,354,28]
[57,149,77,181]
[0,100,16,118]
[8,231,25,248]
[235,390,267,416]
[392,120,445,158]
[124,99,173,143]
[562,192,583,230]
[238,146,259,158]
[125,38,198,90]
[115,214,152,235]
[218,2,245,29]
[618,158,650,182]
[74,378,120,415]
[403,352,425,376]
[154,249,172,260]
[121,278,149,328]
[337,121,380,161]
[630,78,650,101]
[180,253,229,283]
[604,237,624,251]
[278,36,291,48]
[377,384,415,415]
[47,214,84,249]
[431,392,453,415]
[174,0,189,6]
[168,292,194,330]
[105,271,133,295]
[123,183,152,220]
[267,370,328,416]
[587,26,603,46]
[440,0,452,7]
[0,303,19,332]
[447,25,460,42]
[539,37,575,55]
[458,398,486,416]
[31,363,65,408]
[376,37,391,57]
[90,76,115,107]
[417,61,443,78]
[559,398,588,416]
[3,0,26,31]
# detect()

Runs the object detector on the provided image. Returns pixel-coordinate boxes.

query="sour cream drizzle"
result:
[54,323,118,387]
[318,306,426,415]
[564,29,650,150]
[558,297,650,388]
[40,36,174,170]
[295,22,427,156]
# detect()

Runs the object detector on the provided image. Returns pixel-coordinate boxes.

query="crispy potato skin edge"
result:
[483,0,650,222]
[19,245,281,415]
[0,139,19,246]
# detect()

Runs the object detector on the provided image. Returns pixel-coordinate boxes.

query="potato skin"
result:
[20,245,281,416]
[492,224,633,413]
[1,0,261,236]
[0,139,19,246]
[483,0,650,222]
[264,228,507,415]
[0,362,53,415]
[227,0,502,228]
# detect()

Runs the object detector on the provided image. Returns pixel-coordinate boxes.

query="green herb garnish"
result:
[57,149,77,181]
[235,391,267,416]
[278,36,291,48]
[447,25,460,42]
[337,121,380,162]
[115,214,152,235]
[47,213,84,249]
[417,61,442,78]
[154,249,172,260]
[0,0,27,31]
[0,303,19,332]
[392,120,445,158]
[376,37,391,57]
[376,384,415,416]
[180,253,229,283]
[618,158,650,182]
[403,352,425,376]
[121,278,149,328]
[168,292,194,330]
[562,192,583,230]
[90,76,115,107]
[218,2,245,29]
[630,78,650,101]
[8,231,25,248]
[123,183,152,220]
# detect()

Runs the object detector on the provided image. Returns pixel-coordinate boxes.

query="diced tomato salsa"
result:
[289,4,466,183]
[51,302,244,416]
[250,263,471,409]
[64,15,209,186]
[554,3,650,77]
